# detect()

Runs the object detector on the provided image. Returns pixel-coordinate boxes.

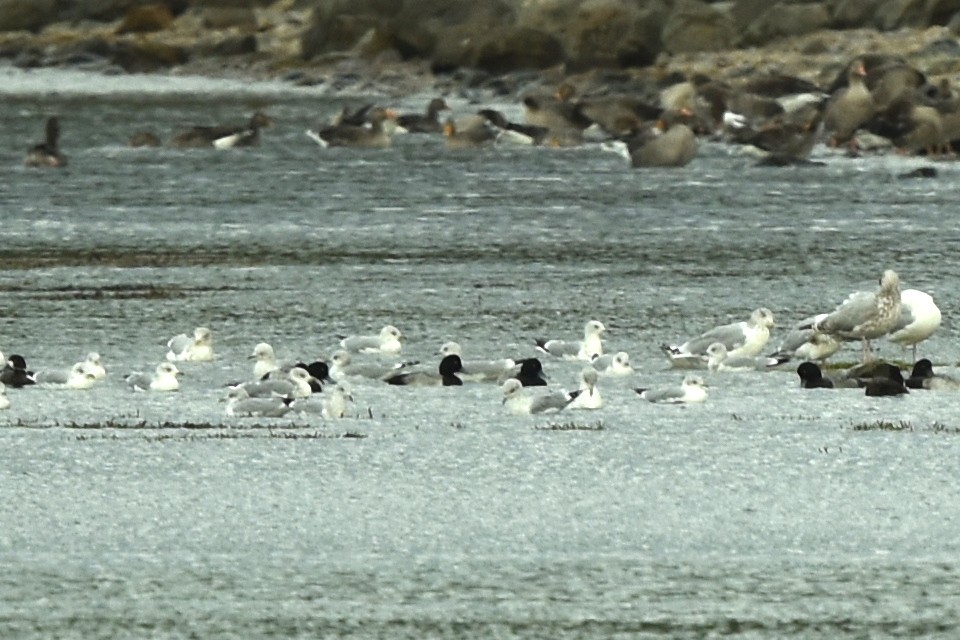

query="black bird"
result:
[864,366,909,397]
[385,355,464,386]
[513,358,548,387]
[796,362,834,389]
[25,116,67,167]
[905,358,960,390]
[1,355,36,388]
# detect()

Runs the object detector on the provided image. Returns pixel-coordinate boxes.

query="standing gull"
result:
[535,320,606,361]
[635,375,708,404]
[501,378,581,415]
[322,383,354,419]
[887,289,941,363]
[661,308,775,367]
[813,269,902,362]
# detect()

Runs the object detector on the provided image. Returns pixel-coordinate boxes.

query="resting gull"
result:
[126,362,182,392]
[249,342,281,379]
[887,289,941,363]
[813,269,902,362]
[535,320,606,361]
[568,367,602,410]
[706,343,785,373]
[768,314,842,364]
[590,351,635,376]
[661,308,775,367]
[237,366,317,399]
[635,375,708,404]
[32,362,99,389]
[322,383,354,419]
[166,327,214,362]
[224,387,296,417]
[501,378,580,415]
[437,341,515,382]
[340,325,403,355]
[329,350,412,382]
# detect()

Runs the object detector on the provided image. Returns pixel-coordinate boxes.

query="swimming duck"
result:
[306,106,396,148]
[396,98,449,133]
[169,111,272,149]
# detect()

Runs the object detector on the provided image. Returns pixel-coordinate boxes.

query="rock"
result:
[875,0,936,30]
[74,37,189,72]
[829,0,886,28]
[473,26,565,74]
[741,2,832,46]
[564,0,668,69]
[731,0,768,27]
[58,0,189,23]
[661,0,737,54]
[202,7,259,32]
[0,0,57,32]
[116,3,175,34]
[194,34,258,57]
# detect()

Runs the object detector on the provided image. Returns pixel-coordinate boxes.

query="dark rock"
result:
[474,26,565,74]
[898,166,938,178]
[75,37,189,72]
[57,0,189,23]
[116,3,175,34]
[661,0,737,54]
[741,3,831,46]
[829,0,886,28]
[202,7,259,31]
[0,0,57,32]
[875,0,936,30]
[567,0,668,69]
[195,34,258,57]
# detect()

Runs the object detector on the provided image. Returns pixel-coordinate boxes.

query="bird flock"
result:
[0,268,947,421]
[20,52,960,169]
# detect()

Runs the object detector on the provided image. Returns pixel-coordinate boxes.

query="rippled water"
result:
[2,67,960,638]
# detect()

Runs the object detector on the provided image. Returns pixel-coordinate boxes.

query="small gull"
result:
[535,320,606,361]
[887,289,941,363]
[768,314,841,364]
[322,383,354,419]
[223,387,296,417]
[905,359,960,390]
[386,355,464,386]
[501,378,581,415]
[82,352,107,380]
[166,327,215,362]
[568,367,602,410]
[340,325,403,355]
[812,269,902,362]
[0,383,9,410]
[437,341,515,382]
[1,355,35,388]
[661,308,775,367]
[498,358,548,387]
[590,351,634,376]
[329,350,412,382]
[705,343,785,373]
[32,362,99,389]
[249,342,280,379]
[126,362,183,392]
[237,367,316,399]
[635,375,708,404]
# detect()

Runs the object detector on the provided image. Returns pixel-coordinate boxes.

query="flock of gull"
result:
[0,268,948,419]
[21,52,960,168]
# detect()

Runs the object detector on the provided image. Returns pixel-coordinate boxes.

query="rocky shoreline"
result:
[1,1,959,99]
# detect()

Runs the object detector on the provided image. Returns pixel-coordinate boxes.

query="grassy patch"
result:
[535,420,605,431]
[851,420,960,434]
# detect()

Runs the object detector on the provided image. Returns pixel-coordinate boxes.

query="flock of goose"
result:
[0,267,948,419]
[20,52,960,168]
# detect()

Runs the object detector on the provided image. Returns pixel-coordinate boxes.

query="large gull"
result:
[501,378,580,415]
[812,269,902,362]
[237,366,317,399]
[535,320,606,361]
[887,289,941,363]
[224,387,296,417]
[661,308,775,367]
[32,362,100,389]
[329,350,412,382]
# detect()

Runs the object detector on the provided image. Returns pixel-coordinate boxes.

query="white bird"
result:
[568,367,602,410]
[166,327,214,362]
[501,378,581,415]
[31,362,99,389]
[237,367,316,399]
[661,308,775,367]
[813,269,902,362]
[887,289,941,363]
[249,342,280,379]
[535,320,606,361]
[635,375,708,404]
[705,343,784,373]
[224,387,295,417]
[322,383,354,419]
[590,351,634,376]
[126,362,182,392]
[329,350,411,382]
[0,382,9,410]
[767,314,841,364]
[340,325,403,355]
[82,352,107,379]
[437,341,515,381]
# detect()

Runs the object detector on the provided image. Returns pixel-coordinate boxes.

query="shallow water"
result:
[2,67,960,638]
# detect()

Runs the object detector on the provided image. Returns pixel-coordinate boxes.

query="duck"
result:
[396,98,450,133]
[623,115,698,168]
[502,358,548,387]
[521,83,591,146]
[306,106,396,148]
[863,366,909,397]
[905,359,960,390]
[477,109,550,145]
[169,111,272,149]
[823,62,875,148]
[0,355,35,388]
[385,354,464,386]
[443,115,497,149]
[24,116,67,167]
[437,341,515,382]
